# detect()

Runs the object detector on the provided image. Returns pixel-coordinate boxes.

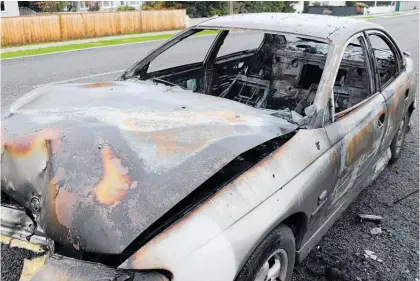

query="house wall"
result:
[69,1,143,12]
[292,1,305,13]
[100,1,142,11]
[309,1,346,6]
[320,1,346,6]
[0,1,20,17]
[363,5,395,15]
[398,1,419,11]
[308,6,357,16]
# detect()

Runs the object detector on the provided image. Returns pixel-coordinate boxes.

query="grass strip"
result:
[1,30,218,60]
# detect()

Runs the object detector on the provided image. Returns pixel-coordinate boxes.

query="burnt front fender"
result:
[29,255,169,281]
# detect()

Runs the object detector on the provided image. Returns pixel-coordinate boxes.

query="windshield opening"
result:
[126,29,332,127]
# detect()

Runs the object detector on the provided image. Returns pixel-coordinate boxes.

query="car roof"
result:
[196,13,383,44]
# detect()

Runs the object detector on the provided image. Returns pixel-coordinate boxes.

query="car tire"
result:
[235,224,295,281]
[389,112,408,164]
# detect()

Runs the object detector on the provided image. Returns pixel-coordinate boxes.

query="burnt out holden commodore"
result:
[1,13,417,281]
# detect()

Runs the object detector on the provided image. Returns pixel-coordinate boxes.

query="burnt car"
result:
[1,13,417,281]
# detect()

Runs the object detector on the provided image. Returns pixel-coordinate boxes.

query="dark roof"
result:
[196,13,383,44]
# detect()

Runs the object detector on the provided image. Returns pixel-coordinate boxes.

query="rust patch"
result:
[151,134,182,154]
[121,111,248,131]
[93,146,134,206]
[331,151,337,171]
[55,190,78,228]
[51,139,61,154]
[129,127,232,155]
[206,111,242,123]
[82,82,115,88]
[345,113,380,166]
[50,167,65,185]
[388,96,397,117]
[3,129,60,158]
[122,119,138,131]
[150,132,211,154]
[42,181,71,242]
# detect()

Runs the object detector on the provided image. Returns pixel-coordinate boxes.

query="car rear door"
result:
[323,33,388,211]
[365,30,409,153]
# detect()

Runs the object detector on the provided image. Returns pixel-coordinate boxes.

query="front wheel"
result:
[389,112,408,164]
[235,224,295,281]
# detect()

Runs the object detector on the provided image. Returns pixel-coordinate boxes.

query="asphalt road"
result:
[1,13,419,281]
[1,31,260,109]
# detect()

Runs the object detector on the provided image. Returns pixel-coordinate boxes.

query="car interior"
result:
[130,29,397,124]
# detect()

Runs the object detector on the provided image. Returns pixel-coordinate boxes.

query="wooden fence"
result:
[1,10,186,46]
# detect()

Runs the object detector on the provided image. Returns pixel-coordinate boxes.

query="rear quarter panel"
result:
[405,56,418,111]
[380,57,414,149]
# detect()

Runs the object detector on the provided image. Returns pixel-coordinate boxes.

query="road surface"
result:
[1,13,419,281]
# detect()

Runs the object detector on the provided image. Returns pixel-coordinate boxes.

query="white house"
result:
[0,0,19,17]
[71,1,143,12]
[310,1,346,6]
[292,1,304,13]
[398,1,419,11]
[100,1,142,11]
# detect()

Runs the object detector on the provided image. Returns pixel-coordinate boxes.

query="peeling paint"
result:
[82,82,115,88]
[3,128,60,158]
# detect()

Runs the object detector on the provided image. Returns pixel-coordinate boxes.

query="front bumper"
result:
[1,204,169,281]
[29,254,169,281]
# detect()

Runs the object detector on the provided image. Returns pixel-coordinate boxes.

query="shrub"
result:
[117,5,136,11]
[87,1,100,11]
[36,1,69,12]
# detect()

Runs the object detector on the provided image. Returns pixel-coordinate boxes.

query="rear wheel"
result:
[236,224,295,281]
[389,112,408,164]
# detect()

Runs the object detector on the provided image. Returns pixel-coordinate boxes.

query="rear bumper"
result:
[0,204,48,246]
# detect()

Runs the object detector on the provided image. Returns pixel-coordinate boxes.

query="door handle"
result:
[377,113,386,128]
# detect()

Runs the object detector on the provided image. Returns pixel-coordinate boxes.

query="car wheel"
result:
[389,112,408,164]
[235,224,295,281]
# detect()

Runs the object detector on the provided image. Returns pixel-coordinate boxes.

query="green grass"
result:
[358,15,374,20]
[0,30,219,60]
[347,14,374,20]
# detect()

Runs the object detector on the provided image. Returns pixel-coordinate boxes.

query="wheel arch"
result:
[235,211,310,280]
[282,212,309,251]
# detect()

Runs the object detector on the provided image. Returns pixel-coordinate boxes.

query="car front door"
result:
[323,33,388,211]
[365,30,409,153]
